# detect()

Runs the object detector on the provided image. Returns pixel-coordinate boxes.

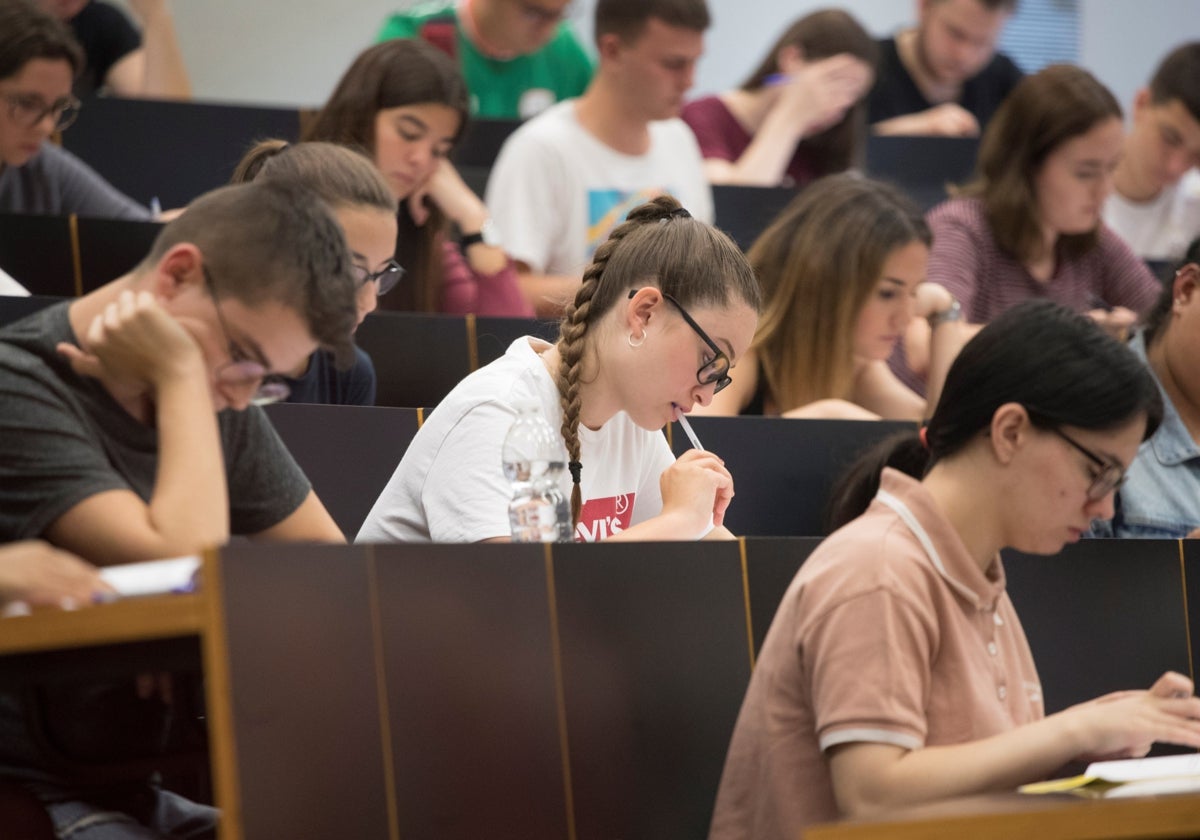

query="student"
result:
[484,0,714,317]
[681,10,876,188]
[375,0,591,120]
[709,300,1200,840]
[0,179,353,838]
[696,174,965,421]
[230,139,400,406]
[358,196,759,544]
[869,0,1022,137]
[0,0,149,219]
[305,39,532,317]
[37,0,190,99]
[1093,238,1200,538]
[1105,42,1200,264]
[921,65,1160,340]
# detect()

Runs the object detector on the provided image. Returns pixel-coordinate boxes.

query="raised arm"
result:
[104,0,191,99]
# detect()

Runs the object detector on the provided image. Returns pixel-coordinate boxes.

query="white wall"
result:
[150,0,1200,111]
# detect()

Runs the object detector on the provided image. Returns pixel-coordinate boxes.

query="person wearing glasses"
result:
[1091,238,1200,539]
[0,0,148,219]
[0,179,353,838]
[708,300,1200,840]
[230,139,400,406]
[376,0,591,121]
[694,174,967,422]
[359,196,759,544]
[306,39,532,317]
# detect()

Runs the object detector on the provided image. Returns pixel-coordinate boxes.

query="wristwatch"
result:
[928,298,963,329]
[460,218,501,249]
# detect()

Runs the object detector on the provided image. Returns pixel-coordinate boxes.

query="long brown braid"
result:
[553,195,761,527]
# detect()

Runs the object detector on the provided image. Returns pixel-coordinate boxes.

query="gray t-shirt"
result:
[0,301,312,780]
[0,142,149,220]
[0,301,311,542]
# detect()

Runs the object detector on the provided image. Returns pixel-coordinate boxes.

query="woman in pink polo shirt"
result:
[710,300,1200,840]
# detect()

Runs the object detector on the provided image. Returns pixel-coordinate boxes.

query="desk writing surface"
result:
[0,593,205,656]
[804,789,1200,840]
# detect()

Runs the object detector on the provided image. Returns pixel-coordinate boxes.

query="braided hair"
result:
[553,195,761,525]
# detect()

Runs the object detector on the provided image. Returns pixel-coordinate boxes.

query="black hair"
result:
[1142,236,1200,346]
[826,300,1163,531]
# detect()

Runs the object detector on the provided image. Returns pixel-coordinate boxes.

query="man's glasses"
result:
[629,288,732,394]
[353,259,404,297]
[1049,426,1127,501]
[203,266,291,406]
[3,91,81,131]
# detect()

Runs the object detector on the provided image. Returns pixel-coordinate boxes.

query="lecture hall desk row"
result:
[1,537,1199,839]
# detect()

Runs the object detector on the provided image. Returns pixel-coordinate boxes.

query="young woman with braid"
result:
[357,196,760,544]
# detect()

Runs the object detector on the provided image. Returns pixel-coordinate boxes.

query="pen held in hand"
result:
[677,413,705,452]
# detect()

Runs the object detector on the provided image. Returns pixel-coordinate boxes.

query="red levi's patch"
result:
[576,493,635,542]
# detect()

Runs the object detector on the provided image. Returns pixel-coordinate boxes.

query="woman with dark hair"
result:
[359,196,760,544]
[0,0,148,219]
[305,39,531,316]
[1093,237,1200,538]
[680,9,875,187]
[709,301,1200,840]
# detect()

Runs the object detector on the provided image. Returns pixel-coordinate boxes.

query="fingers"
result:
[1149,671,1195,700]
[55,341,103,379]
[407,190,431,227]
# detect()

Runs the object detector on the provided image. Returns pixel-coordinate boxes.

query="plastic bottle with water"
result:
[502,403,572,542]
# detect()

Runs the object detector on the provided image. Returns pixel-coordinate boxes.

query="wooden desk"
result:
[805,790,1200,840]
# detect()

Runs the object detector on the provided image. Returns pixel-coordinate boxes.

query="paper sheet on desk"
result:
[1020,753,1200,798]
[99,556,200,598]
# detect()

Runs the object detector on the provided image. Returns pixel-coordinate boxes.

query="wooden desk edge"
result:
[0,593,206,655]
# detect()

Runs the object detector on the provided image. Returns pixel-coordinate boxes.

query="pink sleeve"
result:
[681,97,737,163]
[926,202,986,321]
[439,239,535,317]
[1096,226,1162,314]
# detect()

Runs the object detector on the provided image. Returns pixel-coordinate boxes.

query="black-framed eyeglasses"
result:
[629,288,732,394]
[353,259,404,297]
[1049,426,1127,501]
[2,91,81,131]
[202,265,291,406]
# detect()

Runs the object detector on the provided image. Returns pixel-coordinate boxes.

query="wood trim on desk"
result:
[804,791,1200,840]
[198,549,243,840]
[0,592,204,655]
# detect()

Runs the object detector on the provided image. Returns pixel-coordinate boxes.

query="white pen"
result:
[677,412,705,452]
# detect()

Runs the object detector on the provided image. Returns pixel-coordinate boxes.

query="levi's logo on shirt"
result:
[576,493,635,542]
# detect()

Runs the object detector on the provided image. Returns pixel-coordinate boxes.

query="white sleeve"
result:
[672,121,714,224]
[485,130,567,275]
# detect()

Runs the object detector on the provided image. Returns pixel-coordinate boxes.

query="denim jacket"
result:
[1091,332,1200,538]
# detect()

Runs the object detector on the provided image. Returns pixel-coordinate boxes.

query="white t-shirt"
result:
[1103,170,1200,262]
[484,99,714,280]
[356,337,677,544]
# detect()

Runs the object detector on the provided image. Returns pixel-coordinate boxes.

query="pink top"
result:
[927,197,1160,323]
[680,95,817,188]
[439,239,533,317]
[709,469,1043,840]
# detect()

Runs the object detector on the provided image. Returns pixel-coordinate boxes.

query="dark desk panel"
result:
[62,97,303,209]
[0,294,65,327]
[864,135,979,211]
[712,184,796,252]
[0,213,75,296]
[553,541,751,840]
[453,118,522,169]
[474,314,560,367]
[670,417,913,537]
[75,217,161,292]
[1005,539,1189,715]
[263,403,418,540]
[218,543,391,840]
[743,537,822,656]
[355,310,472,408]
[374,543,568,840]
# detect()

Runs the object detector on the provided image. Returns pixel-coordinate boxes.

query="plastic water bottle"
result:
[502,403,572,543]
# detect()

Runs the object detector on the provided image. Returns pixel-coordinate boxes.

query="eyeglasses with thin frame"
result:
[352,259,404,297]
[1048,426,1127,502]
[628,288,732,394]
[202,266,291,406]
[2,90,81,131]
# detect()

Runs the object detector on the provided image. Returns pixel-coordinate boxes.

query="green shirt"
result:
[376,1,593,120]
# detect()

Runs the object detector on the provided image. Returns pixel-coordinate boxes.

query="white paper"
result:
[98,556,201,598]
[1086,753,1200,783]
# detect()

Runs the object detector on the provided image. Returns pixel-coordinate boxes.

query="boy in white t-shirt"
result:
[1106,43,1200,263]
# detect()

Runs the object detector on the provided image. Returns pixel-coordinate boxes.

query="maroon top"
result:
[439,238,533,317]
[680,95,817,188]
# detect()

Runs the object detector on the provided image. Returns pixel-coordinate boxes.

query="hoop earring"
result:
[627,330,646,348]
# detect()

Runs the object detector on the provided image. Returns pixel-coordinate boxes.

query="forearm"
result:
[709,109,810,186]
[925,321,976,413]
[148,371,228,552]
[139,5,191,98]
[603,510,708,542]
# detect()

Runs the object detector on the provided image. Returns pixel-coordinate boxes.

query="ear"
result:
[989,402,1031,466]
[624,286,663,335]
[776,44,804,73]
[1132,87,1153,118]
[149,243,205,302]
[597,32,626,63]
[1174,263,1200,308]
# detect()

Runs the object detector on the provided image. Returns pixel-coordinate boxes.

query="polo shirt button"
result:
[998,685,1007,700]
[987,642,998,656]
